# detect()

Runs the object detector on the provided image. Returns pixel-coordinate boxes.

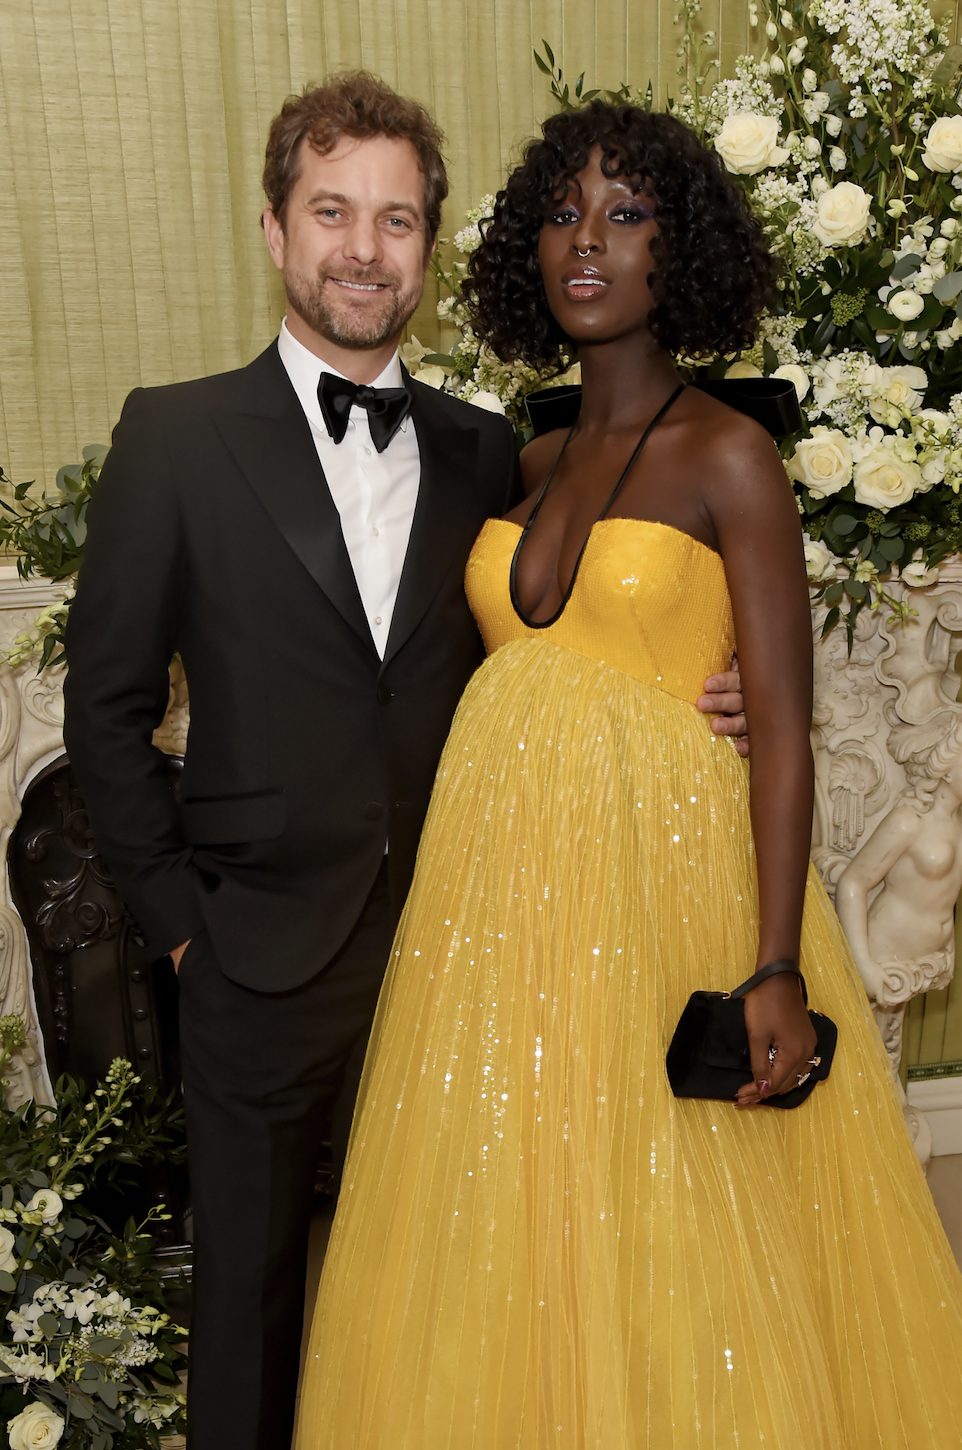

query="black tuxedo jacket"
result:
[63,343,517,990]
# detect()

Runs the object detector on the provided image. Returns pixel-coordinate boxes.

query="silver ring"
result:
[768,1045,777,1065]
[796,1071,811,1087]
[575,246,592,257]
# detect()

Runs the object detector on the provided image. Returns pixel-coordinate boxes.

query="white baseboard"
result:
[907,1076,962,1157]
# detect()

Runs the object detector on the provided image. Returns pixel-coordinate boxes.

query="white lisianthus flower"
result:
[785,427,853,497]
[901,550,939,588]
[853,444,923,510]
[724,360,764,379]
[398,335,430,372]
[810,182,871,247]
[25,1192,62,1227]
[802,534,837,582]
[922,116,962,174]
[920,452,946,487]
[867,364,927,425]
[825,114,843,138]
[411,364,446,390]
[886,290,925,322]
[811,357,845,411]
[0,1225,17,1274]
[829,146,847,171]
[468,390,506,414]
[772,363,810,402]
[7,1402,65,1450]
[915,408,952,438]
[714,114,790,175]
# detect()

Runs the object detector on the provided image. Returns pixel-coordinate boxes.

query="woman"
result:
[297,103,961,1447]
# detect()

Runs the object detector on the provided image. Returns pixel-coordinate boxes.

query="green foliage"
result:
[0,445,107,670]
[0,1055,188,1447]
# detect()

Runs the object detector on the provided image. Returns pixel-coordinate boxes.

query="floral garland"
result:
[415,0,962,642]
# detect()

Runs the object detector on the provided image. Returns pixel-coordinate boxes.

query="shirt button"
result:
[374,615,382,626]
[371,526,379,536]
[363,446,372,457]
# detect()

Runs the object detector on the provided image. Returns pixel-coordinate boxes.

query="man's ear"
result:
[263,207,286,271]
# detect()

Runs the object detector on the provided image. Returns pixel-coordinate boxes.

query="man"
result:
[63,73,746,1450]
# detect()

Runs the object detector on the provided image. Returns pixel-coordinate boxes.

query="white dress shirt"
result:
[277,317,421,660]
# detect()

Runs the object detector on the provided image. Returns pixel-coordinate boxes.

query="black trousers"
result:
[178,861,394,1450]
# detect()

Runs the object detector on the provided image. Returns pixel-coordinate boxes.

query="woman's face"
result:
[537,145,659,346]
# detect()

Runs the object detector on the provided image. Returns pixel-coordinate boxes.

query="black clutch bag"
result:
[666,958,837,1109]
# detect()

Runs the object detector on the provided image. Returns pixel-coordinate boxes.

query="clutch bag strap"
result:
[727,957,808,1005]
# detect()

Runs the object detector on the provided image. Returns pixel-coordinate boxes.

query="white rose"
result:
[922,115,962,174]
[25,1192,62,1226]
[867,365,927,423]
[886,290,925,321]
[853,448,922,509]
[714,114,790,175]
[901,551,938,587]
[825,114,843,138]
[772,363,810,402]
[411,364,445,390]
[468,390,506,414]
[7,1403,65,1450]
[724,360,763,379]
[829,146,846,171]
[785,428,853,497]
[802,534,837,582]
[810,182,872,247]
[0,1226,16,1274]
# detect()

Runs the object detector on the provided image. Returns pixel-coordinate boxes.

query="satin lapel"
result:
[212,348,374,652]
[383,383,480,669]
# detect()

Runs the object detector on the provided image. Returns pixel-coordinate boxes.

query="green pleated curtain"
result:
[0,0,959,1072]
[0,0,763,483]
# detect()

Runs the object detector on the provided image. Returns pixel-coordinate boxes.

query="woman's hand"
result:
[736,972,818,1107]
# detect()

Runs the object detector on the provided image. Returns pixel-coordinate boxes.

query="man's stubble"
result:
[285,265,423,352]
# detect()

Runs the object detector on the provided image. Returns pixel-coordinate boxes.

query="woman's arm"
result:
[704,414,818,1102]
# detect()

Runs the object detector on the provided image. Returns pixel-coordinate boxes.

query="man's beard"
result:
[285,265,422,351]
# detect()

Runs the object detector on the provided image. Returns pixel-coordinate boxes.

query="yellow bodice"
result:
[465,517,735,706]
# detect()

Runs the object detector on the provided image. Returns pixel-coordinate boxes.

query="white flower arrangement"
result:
[427,2,962,642]
[0,1039,188,1448]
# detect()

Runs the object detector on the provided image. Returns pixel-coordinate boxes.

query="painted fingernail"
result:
[757,1080,771,1097]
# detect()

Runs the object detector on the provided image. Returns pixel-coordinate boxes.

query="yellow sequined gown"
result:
[297,519,962,1449]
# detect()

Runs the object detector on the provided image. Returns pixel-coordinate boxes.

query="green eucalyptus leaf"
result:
[890,254,922,281]
[844,578,868,599]
[879,537,904,561]
[0,1271,16,1293]
[37,1312,60,1335]
[63,1218,87,1239]
[66,1391,95,1420]
[831,512,858,535]
[86,1336,124,1356]
[932,271,962,303]
[824,581,844,604]
[97,1380,120,1409]
[822,606,840,636]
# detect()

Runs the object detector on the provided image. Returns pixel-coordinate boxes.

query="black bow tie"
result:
[317,371,412,453]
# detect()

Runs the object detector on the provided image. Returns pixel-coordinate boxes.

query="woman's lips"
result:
[560,269,611,301]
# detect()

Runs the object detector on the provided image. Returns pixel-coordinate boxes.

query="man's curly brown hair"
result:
[462,102,776,369]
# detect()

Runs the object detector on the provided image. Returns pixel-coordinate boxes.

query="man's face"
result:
[264,133,433,353]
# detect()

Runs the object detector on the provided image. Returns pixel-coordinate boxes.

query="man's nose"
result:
[342,216,381,266]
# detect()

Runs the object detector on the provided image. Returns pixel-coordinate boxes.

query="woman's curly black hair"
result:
[462,102,777,369]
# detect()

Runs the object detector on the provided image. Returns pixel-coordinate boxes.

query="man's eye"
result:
[386,217,410,228]
[317,209,341,220]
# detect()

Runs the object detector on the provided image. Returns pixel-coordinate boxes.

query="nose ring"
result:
[576,246,592,257]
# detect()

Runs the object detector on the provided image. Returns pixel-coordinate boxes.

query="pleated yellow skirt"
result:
[296,636,962,1449]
